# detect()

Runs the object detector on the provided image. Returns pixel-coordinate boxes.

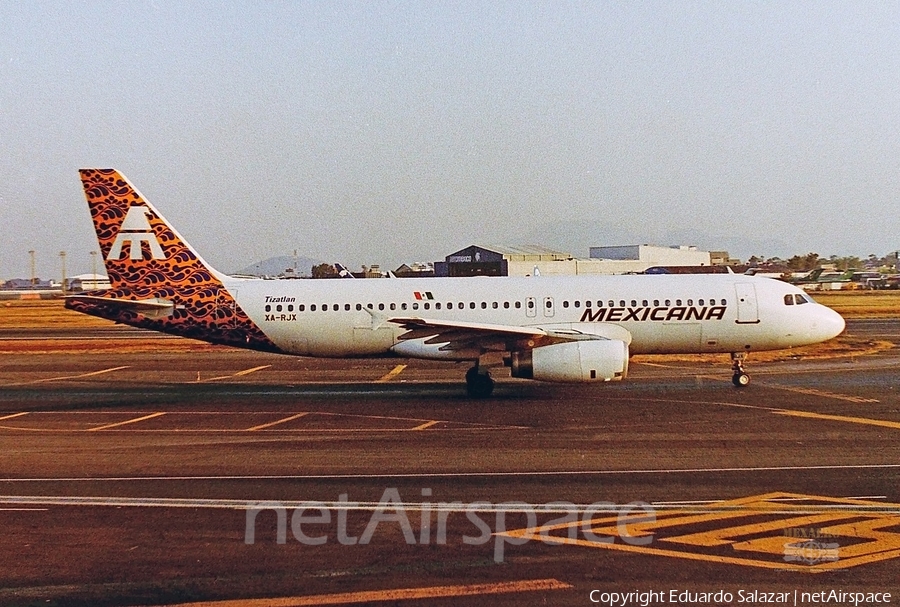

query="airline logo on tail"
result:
[107,205,166,261]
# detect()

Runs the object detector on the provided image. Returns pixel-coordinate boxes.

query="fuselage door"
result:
[543,296,555,317]
[734,282,759,324]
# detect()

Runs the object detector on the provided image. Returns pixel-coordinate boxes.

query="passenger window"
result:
[699,299,704,306]
[492,302,498,309]
[322,303,328,311]
[276,305,282,312]
[413,303,419,310]
[355,304,361,311]
[653,300,659,307]
[546,300,553,308]
[619,300,625,307]
[265,305,271,312]
[333,304,339,311]
[459,302,465,309]
[642,300,648,307]
[503,301,510,309]
[608,300,614,307]
[527,300,535,309]
[721,299,726,305]
[299,304,306,312]
[574,300,580,308]
[390,303,396,311]
[515,301,522,309]
[288,305,293,311]
[311,304,316,312]
[630,300,637,307]
[344,304,350,311]
[469,302,476,309]
[401,303,408,310]
[367,303,373,309]
[563,301,569,308]
[436,303,442,310]
[676,299,682,306]
[664,300,671,306]
[585,300,592,308]
[378,303,384,311]
[481,302,487,309]
[687,299,693,306]
[424,303,430,310]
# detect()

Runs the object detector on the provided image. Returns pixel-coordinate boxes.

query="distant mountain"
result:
[236,255,323,278]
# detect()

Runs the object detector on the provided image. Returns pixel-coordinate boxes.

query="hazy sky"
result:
[2,1,900,279]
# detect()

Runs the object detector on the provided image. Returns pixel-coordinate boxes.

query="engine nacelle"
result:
[510,340,629,383]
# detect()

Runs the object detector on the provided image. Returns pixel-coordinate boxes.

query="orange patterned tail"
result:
[74,169,279,352]
[79,168,223,292]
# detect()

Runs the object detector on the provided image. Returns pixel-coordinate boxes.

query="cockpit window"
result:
[785,293,810,306]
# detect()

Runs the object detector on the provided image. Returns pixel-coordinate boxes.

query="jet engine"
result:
[510,340,629,382]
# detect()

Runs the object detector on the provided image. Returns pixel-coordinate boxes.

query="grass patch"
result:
[0,299,109,328]
[810,290,900,318]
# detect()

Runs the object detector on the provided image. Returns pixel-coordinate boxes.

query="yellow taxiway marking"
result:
[774,409,900,430]
[376,364,407,383]
[0,412,28,421]
[4,366,130,387]
[245,412,309,431]
[764,384,879,404]
[719,401,900,432]
[199,365,271,383]
[411,420,440,430]
[503,491,900,573]
[150,578,572,607]
[88,412,166,432]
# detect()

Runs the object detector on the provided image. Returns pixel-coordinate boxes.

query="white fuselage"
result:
[226,273,844,358]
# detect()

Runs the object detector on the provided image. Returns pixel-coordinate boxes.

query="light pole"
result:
[59,251,67,294]
[28,250,35,288]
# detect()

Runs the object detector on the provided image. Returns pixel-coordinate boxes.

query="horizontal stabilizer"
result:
[65,295,178,319]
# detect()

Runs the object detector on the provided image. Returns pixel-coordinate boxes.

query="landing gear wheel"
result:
[730,352,750,388]
[465,366,494,398]
[732,372,751,387]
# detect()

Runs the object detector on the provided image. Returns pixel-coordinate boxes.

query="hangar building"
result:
[434,244,715,277]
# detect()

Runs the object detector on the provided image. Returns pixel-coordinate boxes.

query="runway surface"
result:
[1,319,899,606]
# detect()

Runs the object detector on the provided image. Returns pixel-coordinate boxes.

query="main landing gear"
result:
[465,365,495,398]
[731,352,750,387]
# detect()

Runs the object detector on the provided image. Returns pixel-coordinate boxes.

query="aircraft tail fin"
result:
[73,169,279,352]
[79,168,224,292]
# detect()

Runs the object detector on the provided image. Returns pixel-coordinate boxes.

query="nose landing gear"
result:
[731,352,750,387]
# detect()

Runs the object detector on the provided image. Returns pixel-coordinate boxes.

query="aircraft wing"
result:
[388,316,621,353]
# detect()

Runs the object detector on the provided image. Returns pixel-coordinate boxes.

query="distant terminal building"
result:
[435,244,719,277]
[589,245,711,268]
[70,273,112,291]
[393,262,435,278]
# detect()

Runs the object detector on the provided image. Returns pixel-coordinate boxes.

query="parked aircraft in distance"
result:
[67,169,845,397]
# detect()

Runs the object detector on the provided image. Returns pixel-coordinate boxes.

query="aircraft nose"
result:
[814,306,845,341]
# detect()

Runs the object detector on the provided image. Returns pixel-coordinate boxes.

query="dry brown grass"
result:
[809,290,900,318]
[0,299,109,328]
